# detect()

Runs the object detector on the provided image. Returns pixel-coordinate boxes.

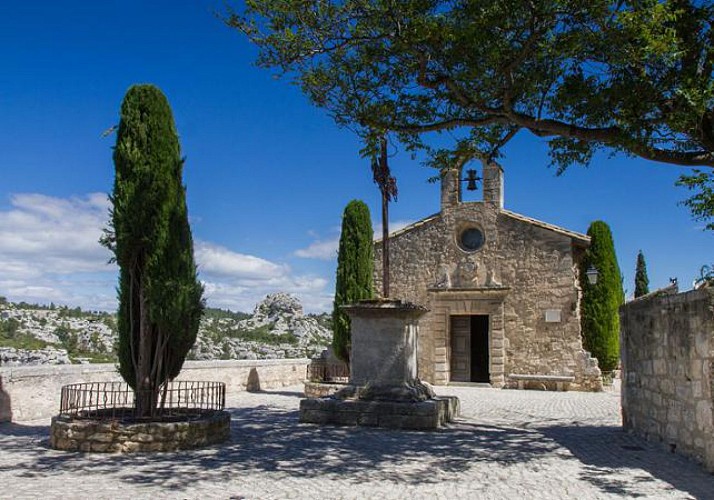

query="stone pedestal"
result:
[299,300,459,430]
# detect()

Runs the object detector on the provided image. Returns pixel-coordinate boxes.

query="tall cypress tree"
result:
[103,84,204,416]
[332,200,374,366]
[580,221,623,373]
[634,250,650,298]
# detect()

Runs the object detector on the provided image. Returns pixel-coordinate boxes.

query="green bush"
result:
[332,200,374,365]
[104,84,204,404]
[0,318,48,350]
[580,221,624,373]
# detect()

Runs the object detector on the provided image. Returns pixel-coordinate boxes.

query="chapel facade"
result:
[373,161,602,391]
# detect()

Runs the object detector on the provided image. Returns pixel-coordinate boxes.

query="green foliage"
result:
[634,250,650,298]
[203,307,251,321]
[58,306,85,318]
[103,84,204,395]
[677,170,714,230]
[694,264,714,288]
[230,324,299,345]
[229,1,714,226]
[308,312,332,332]
[580,221,624,373]
[332,200,374,364]
[54,323,78,354]
[0,318,48,350]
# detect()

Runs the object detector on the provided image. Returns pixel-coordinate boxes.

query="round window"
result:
[459,227,485,252]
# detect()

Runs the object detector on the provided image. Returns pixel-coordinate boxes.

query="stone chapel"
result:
[373,161,602,391]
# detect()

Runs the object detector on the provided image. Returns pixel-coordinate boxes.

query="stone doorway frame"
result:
[427,288,509,387]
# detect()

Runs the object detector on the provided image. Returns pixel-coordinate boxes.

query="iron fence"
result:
[58,380,225,421]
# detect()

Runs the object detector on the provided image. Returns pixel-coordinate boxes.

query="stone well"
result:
[51,411,230,453]
[299,300,459,430]
[50,380,230,453]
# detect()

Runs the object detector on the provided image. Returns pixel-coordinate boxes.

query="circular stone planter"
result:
[50,410,231,453]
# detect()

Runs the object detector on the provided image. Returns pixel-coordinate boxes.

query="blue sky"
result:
[0,1,710,313]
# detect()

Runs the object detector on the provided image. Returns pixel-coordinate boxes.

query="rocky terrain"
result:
[0,293,332,366]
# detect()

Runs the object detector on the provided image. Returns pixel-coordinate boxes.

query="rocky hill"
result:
[0,293,332,366]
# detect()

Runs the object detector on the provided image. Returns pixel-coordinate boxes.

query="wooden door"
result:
[450,316,470,382]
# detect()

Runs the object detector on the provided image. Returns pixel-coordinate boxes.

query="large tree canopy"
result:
[228,0,714,223]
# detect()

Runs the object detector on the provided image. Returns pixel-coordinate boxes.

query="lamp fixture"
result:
[585,265,599,285]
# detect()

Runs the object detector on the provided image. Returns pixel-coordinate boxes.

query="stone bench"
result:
[507,374,575,391]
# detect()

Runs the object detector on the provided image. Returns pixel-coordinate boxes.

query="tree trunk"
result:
[136,283,154,418]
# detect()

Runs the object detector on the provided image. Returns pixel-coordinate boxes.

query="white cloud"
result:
[373,219,415,238]
[294,219,416,261]
[0,192,113,276]
[294,238,339,260]
[196,241,330,312]
[0,193,334,313]
[0,193,117,310]
[196,241,287,279]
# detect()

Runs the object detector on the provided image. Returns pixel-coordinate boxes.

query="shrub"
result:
[580,221,624,373]
[332,200,374,365]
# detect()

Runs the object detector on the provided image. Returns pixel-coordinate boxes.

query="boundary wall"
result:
[0,358,309,422]
[620,288,714,471]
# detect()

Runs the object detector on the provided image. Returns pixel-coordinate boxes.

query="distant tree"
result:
[102,84,204,417]
[332,200,374,366]
[634,251,650,298]
[580,221,624,373]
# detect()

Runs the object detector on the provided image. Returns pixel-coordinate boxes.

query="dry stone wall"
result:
[0,358,309,422]
[51,411,231,453]
[620,288,714,471]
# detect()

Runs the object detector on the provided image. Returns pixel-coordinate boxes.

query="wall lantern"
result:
[462,169,480,191]
[585,265,599,285]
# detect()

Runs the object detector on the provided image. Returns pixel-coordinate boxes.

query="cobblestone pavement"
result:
[1,384,713,499]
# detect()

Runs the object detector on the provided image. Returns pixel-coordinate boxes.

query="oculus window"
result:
[459,227,485,252]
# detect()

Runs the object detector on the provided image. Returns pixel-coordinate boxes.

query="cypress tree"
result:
[332,200,374,365]
[580,221,623,373]
[634,250,650,298]
[103,84,204,416]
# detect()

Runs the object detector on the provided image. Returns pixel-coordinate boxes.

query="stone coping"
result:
[0,358,311,380]
[427,286,511,296]
[508,374,575,382]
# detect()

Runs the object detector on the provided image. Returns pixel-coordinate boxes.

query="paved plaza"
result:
[1,384,712,499]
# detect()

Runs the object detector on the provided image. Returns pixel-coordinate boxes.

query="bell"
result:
[465,169,478,191]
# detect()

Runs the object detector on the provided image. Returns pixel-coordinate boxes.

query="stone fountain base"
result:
[299,300,460,430]
[300,379,459,430]
[299,392,459,430]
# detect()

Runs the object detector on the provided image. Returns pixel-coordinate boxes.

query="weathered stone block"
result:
[298,396,458,430]
[88,432,114,443]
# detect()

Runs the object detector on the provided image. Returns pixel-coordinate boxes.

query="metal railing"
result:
[306,360,349,383]
[58,380,225,421]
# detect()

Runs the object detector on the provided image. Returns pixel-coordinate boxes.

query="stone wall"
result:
[50,411,231,453]
[620,288,714,471]
[0,358,309,422]
[374,197,600,390]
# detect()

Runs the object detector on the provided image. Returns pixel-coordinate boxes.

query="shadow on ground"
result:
[0,402,557,491]
[540,423,713,499]
[1,393,712,498]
